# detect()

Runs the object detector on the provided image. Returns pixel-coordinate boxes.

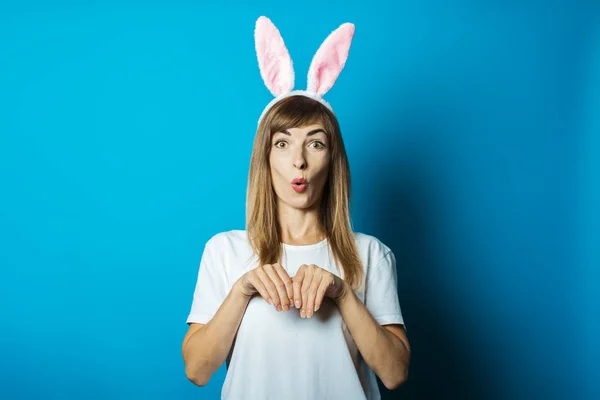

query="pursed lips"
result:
[291,178,308,192]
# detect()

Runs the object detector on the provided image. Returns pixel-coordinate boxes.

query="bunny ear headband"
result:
[254,16,355,125]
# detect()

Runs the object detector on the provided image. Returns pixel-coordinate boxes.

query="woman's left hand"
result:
[291,264,349,318]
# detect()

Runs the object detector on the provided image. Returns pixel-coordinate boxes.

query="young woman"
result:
[182,16,410,399]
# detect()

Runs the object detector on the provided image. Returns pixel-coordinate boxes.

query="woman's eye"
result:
[274,141,286,148]
[311,141,325,149]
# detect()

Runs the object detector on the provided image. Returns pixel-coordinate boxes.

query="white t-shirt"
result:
[186,230,405,400]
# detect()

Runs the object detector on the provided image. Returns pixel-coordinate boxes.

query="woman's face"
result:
[269,123,331,210]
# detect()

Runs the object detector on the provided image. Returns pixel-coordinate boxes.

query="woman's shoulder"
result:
[204,229,250,249]
[201,230,257,269]
[353,231,393,263]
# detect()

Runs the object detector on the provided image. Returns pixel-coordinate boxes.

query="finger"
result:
[305,272,322,318]
[272,263,293,308]
[314,275,330,313]
[255,266,280,307]
[249,271,271,304]
[300,266,314,318]
[262,264,287,311]
[264,263,290,311]
[293,265,306,309]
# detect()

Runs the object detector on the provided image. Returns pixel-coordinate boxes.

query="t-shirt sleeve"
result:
[365,250,406,329]
[186,237,229,325]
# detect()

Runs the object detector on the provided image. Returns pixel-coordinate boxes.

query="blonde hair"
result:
[246,95,364,290]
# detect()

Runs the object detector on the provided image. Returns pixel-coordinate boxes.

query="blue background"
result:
[1,1,598,399]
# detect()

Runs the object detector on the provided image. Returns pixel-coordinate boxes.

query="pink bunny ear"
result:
[254,16,295,97]
[307,23,355,96]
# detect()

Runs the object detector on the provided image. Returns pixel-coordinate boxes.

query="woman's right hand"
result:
[236,263,294,312]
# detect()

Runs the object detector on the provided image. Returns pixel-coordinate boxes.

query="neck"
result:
[277,201,326,245]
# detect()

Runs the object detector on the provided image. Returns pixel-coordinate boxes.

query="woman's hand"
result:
[292,264,349,318]
[236,263,294,312]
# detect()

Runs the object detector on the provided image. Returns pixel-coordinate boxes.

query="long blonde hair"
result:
[246,95,364,290]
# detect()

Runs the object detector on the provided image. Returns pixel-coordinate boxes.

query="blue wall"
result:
[0,1,597,399]
[580,13,600,400]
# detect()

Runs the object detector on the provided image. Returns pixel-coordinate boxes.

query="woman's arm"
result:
[335,284,411,390]
[182,280,251,386]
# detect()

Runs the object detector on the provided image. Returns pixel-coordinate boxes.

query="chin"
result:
[290,199,313,210]
[283,196,316,210]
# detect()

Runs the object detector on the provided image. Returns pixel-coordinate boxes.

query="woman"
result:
[182,16,410,399]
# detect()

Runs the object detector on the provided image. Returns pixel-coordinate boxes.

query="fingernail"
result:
[267,298,272,305]
[315,305,319,312]
[277,305,282,311]
[283,304,289,311]
[300,310,305,318]
[295,300,301,309]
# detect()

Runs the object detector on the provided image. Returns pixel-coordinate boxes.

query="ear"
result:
[307,23,355,96]
[254,16,295,96]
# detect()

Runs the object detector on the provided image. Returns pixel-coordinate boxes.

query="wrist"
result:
[334,282,352,305]
[232,279,253,302]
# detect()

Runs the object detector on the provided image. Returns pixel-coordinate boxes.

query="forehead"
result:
[274,123,326,136]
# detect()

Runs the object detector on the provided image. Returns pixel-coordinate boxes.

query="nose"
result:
[293,149,306,170]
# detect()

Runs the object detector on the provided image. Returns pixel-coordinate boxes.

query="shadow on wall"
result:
[367,127,492,400]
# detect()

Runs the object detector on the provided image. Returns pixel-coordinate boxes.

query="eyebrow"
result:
[279,128,327,136]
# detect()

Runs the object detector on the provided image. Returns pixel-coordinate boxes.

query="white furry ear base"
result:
[307,23,355,96]
[254,16,295,97]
